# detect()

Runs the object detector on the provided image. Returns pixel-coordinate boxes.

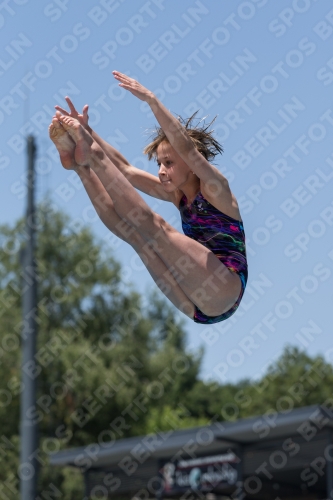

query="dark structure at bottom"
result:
[50,404,333,499]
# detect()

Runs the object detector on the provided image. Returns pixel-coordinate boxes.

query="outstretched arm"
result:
[113,71,241,219]
[54,97,172,202]
[113,71,225,186]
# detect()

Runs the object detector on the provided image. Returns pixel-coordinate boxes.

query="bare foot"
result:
[49,118,78,170]
[57,113,94,166]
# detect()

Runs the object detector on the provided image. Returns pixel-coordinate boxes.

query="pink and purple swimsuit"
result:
[179,192,248,324]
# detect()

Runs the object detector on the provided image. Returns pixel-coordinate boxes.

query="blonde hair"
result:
[143,112,223,162]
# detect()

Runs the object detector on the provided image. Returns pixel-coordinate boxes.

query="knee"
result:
[126,229,146,249]
[126,206,150,228]
[114,219,136,242]
[125,208,164,237]
[152,215,176,243]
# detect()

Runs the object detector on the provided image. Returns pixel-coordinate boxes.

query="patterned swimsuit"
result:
[179,192,248,324]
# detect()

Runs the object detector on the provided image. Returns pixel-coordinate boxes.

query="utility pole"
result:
[20,135,39,500]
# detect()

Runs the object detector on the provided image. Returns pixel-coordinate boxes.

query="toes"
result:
[52,118,61,128]
[49,120,67,140]
[61,116,73,127]
[59,118,70,130]
[60,115,76,126]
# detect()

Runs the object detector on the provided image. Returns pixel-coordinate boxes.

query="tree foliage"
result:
[0,203,332,499]
[0,203,203,498]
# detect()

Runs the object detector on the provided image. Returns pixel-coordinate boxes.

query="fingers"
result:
[55,96,77,116]
[118,84,132,91]
[65,96,77,114]
[82,105,89,124]
[113,70,123,77]
[113,70,133,84]
[54,105,69,116]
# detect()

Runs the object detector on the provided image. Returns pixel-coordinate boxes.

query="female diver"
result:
[48,71,247,324]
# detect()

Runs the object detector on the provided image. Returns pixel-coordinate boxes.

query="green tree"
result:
[1,203,333,499]
[208,346,333,423]
[0,202,203,499]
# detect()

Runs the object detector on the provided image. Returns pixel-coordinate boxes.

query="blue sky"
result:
[1,0,333,384]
